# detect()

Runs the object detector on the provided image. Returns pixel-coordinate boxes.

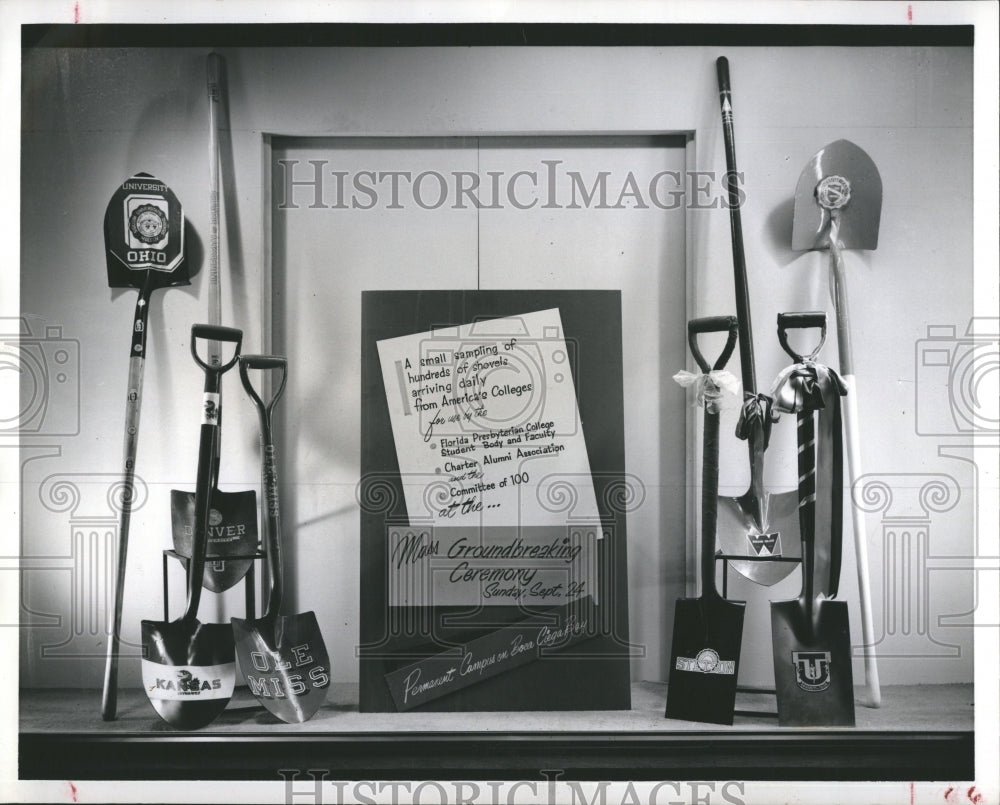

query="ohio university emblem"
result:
[792,650,832,692]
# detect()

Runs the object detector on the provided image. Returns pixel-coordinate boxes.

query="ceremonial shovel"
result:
[101,173,189,721]
[792,139,882,707]
[770,313,854,727]
[171,53,257,594]
[140,325,242,730]
[231,355,330,723]
[666,316,745,726]
[714,57,800,585]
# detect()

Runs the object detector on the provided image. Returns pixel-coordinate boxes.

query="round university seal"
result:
[129,203,168,244]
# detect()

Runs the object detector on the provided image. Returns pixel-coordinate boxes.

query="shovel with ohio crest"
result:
[141,325,242,730]
[666,315,746,726]
[231,354,330,723]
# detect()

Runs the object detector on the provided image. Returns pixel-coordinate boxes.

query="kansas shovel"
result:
[714,57,799,586]
[140,324,242,730]
[101,173,188,721]
[171,53,258,594]
[232,355,331,723]
[770,312,855,727]
[666,315,746,726]
[792,139,882,707]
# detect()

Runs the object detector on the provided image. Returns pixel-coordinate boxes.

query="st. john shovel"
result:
[231,355,330,723]
[714,57,800,585]
[140,325,242,730]
[770,313,854,727]
[666,316,746,726]
[792,138,882,707]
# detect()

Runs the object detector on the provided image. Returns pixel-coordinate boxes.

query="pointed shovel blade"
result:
[140,618,236,730]
[770,598,855,726]
[171,489,258,593]
[792,139,882,252]
[716,490,802,586]
[232,611,331,723]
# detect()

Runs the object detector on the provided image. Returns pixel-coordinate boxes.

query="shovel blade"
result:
[792,139,882,252]
[171,489,258,593]
[716,491,801,586]
[140,618,236,730]
[105,173,188,289]
[232,611,331,723]
[770,598,855,726]
[666,596,745,725]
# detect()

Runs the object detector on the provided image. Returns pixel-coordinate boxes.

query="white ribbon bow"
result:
[673,369,741,412]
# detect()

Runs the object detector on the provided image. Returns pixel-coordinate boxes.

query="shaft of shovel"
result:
[796,410,817,617]
[101,274,155,720]
[828,222,881,707]
[207,52,223,369]
[239,355,289,619]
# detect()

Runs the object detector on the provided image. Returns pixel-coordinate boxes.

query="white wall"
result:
[17,44,975,691]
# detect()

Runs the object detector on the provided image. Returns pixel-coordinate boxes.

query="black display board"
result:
[359,290,632,712]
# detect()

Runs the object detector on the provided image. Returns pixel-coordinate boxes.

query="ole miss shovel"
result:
[792,138,882,707]
[770,313,855,727]
[102,173,188,721]
[170,53,257,594]
[666,316,746,726]
[714,57,800,586]
[232,355,331,723]
[140,325,242,730]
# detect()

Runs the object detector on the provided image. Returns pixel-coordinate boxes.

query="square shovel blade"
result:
[665,596,745,725]
[770,598,855,727]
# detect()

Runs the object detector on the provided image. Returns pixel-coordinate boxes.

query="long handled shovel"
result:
[141,324,242,730]
[792,139,882,707]
[101,173,188,721]
[171,53,258,593]
[232,355,331,723]
[714,57,799,586]
[666,316,746,726]
[770,312,855,727]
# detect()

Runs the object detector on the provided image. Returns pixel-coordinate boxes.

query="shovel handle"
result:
[777,311,827,363]
[688,316,738,374]
[191,324,242,376]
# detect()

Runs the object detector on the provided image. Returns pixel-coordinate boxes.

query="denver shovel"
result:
[232,355,331,723]
[792,139,882,707]
[101,173,188,721]
[714,57,800,586]
[140,324,242,730]
[170,53,258,594]
[666,315,746,726]
[770,312,855,727]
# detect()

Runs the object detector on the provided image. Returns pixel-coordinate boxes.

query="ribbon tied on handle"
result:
[673,368,741,413]
[735,392,777,450]
[771,360,847,415]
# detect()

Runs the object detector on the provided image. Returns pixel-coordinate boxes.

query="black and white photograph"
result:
[2,1,997,803]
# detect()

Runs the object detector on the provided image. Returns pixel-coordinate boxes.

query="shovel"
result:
[232,355,331,723]
[101,173,188,721]
[140,324,242,730]
[170,53,258,594]
[714,57,800,586]
[770,312,855,727]
[792,139,882,707]
[666,315,746,726]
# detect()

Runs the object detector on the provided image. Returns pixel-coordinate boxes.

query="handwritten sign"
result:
[384,598,597,711]
[376,308,600,528]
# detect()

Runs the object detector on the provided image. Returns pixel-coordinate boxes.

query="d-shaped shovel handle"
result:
[777,311,827,363]
[239,354,289,426]
[191,324,243,378]
[688,315,739,374]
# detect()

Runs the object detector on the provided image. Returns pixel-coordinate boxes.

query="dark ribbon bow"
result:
[772,360,847,415]
[735,392,776,450]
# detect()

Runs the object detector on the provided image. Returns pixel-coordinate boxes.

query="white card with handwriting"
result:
[376,308,601,530]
